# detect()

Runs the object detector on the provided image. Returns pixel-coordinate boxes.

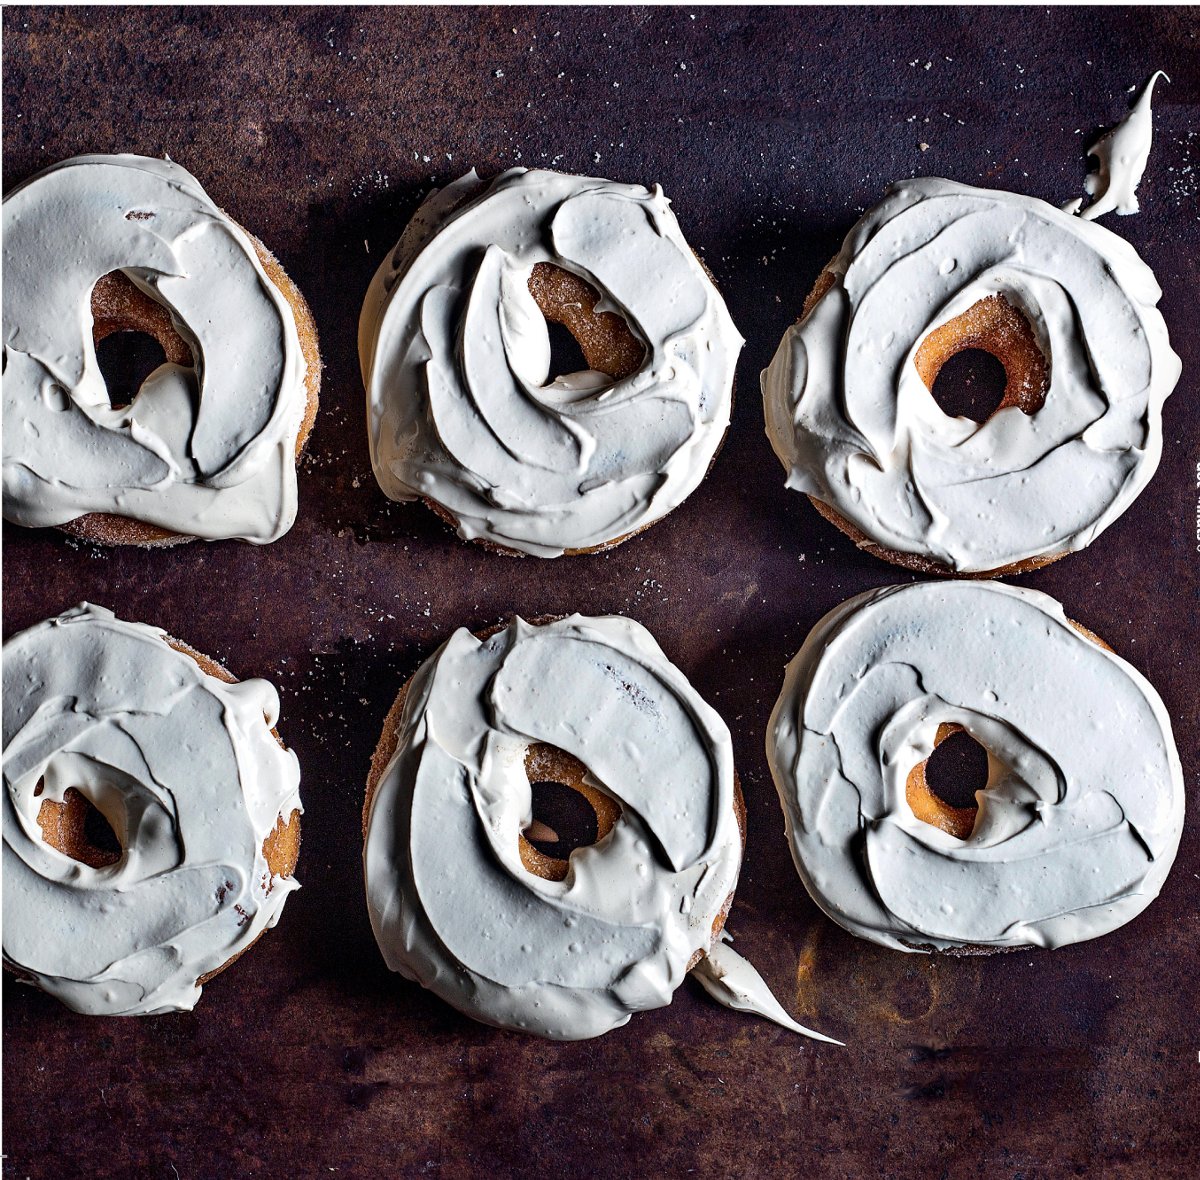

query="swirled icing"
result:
[2,604,303,1014]
[3,154,311,543]
[360,169,742,557]
[761,177,1181,573]
[767,581,1184,952]
[364,615,831,1041]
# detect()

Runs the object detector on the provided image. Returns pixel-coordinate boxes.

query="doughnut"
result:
[767,581,1184,953]
[360,168,742,557]
[761,177,1181,576]
[363,614,835,1041]
[2,604,303,1014]
[2,154,320,546]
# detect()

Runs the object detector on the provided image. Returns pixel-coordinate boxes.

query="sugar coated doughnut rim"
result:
[2,603,303,1015]
[761,176,1181,574]
[361,167,744,558]
[362,613,745,1040]
[767,580,1184,953]
[2,153,319,545]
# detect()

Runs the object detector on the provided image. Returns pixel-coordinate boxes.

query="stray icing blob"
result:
[767,582,1184,953]
[692,935,842,1044]
[360,169,743,557]
[2,604,303,1014]
[3,154,311,543]
[761,177,1181,573]
[365,615,817,1041]
[1071,71,1168,221]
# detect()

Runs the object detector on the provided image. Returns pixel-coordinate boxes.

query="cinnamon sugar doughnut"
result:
[363,614,835,1041]
[360,169,742,557]
[768,582,1184,953]
[3,604,303,1014]
[762,178,1181,576]
[3,154,320,546]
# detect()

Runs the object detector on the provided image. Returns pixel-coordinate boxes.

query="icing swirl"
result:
[363,615,745,1039]
[3,154,311,543]
[761,177,1181,573]
[3,604,303,1014]
[767,582,1185,952]
[361,169,742,557]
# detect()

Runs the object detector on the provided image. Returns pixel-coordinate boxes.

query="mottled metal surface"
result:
[3,7,1198,1177]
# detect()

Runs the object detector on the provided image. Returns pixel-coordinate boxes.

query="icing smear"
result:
[2,605,303,1014]
[1066,71,1168,221]
[2,154,310,542]
[767,582,1185,952]
[360,169,743,556]
[364,615,832,1041]
[693,935,843,1044]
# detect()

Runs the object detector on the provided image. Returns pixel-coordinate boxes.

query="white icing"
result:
[360,169,742,557]
[692,934,842,1044]
[2,154,311,543]
[761,177,1181,573]
[1074,71,1167,221]
[363,615,749,1039]
[767,582,1184,952]
[2,604,303,1014]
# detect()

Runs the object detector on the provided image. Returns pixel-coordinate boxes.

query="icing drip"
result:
[360,169,743,557]
[2,604,303,1014]
[2,154,309,542]
[1069,71,1168,221]
[761,177,1181,573]
[364,615,756,1040]
[767,582,1184,952]
[693,935,842,1044]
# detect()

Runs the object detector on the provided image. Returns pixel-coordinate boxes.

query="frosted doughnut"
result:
[2,604,303,1014]
[767,581,1184,952]
[2,154,319,545]
[363,614,837,1042]
[360,168,743,557]
[761,177,1181,575]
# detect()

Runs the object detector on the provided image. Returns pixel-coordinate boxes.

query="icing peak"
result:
[1073,71,1168,221]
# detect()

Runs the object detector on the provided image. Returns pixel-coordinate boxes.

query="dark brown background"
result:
[3,6,1198,1178]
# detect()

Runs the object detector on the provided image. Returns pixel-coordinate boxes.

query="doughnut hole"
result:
[905,724,988,841]
[90,271,194,409]
[527,262,644,383]
[915,295,1048,420]
[519,742,621,882]
[35,784,123,869]
[927,349,1008,423]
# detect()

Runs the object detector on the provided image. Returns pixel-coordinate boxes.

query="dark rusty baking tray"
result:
[3,7,1197,1177]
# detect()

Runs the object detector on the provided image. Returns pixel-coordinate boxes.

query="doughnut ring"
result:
[3,604,303,1014]
[767,581,1184,953]
[361,168,743,557]
[362,614,749,1039]
[762,177,1181,575]
[2,154,320,546]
